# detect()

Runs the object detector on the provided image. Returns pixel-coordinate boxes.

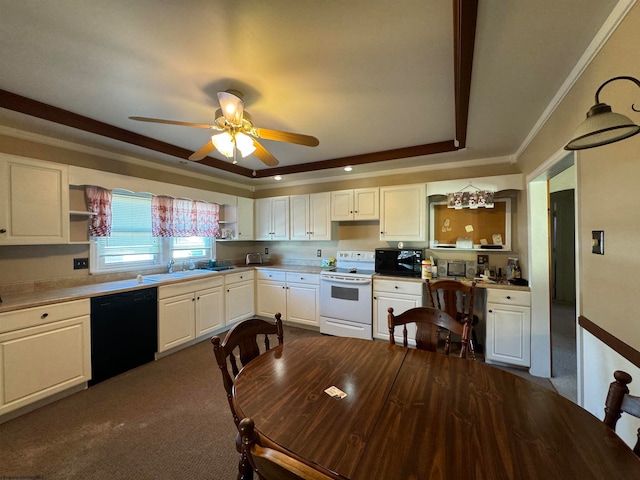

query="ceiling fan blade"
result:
[129,116,214,129]
[254,128,319,147]
[217,91,244,125]
[253,140,279,166]
[188,141,216,161]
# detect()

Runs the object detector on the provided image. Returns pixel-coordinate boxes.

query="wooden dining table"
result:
[232,336,640,479]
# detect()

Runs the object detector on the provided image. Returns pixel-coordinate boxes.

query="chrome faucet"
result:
[168,259,174,273]
[182,260,187,272]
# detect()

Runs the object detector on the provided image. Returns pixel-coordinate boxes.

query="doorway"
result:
[549,181,577,401]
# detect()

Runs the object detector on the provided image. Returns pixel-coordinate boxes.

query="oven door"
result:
[319,275,372,325]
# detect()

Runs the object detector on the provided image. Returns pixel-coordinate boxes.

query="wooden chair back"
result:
[211,314,283,426]
[238,417,343,480]
[604,370,640,456]
[426,279,477,358]
[387,306,471,358]
[426,278,476,322]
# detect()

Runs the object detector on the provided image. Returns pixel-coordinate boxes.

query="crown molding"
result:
[514,0,637,160]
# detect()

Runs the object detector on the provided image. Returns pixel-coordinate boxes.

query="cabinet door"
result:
[0,315,90,414]
[373,292,421,344]
[485,303,531,367]
[309,192,331,240]
[0,155,69,245]
[256,281,287,318]
[271,196,290,240]
[379,184,425,241]
[354,188,379,220]
[289,195,309,241]
[195,286,224,338]
[236,197,254,240]
[255,198,273,240]
[158,293,195,353]
[226,281,255,325]
[331,190,354,221]
[287,283,319,326]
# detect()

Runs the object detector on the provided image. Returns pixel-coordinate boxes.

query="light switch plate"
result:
[592,230,604,255]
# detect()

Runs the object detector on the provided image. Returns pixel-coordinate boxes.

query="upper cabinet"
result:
[379,184,426,241]
[236,197,254,241]
[255,196,290,240]
[218,197,255,241]
[331,188,379,221]
[290,192,332,241]
[0,155,70,245]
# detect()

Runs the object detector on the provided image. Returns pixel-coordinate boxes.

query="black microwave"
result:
[375,248,424,277]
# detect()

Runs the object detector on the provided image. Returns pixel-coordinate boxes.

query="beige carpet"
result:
[0,324,554,479]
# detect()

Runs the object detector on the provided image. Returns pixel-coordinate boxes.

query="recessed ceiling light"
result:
[344,166,353,172]
[274,175,282,181]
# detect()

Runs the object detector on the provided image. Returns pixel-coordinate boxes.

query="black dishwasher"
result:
[89,287,158,386]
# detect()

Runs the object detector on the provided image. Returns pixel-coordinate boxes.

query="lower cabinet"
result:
[158,276,224,353]
[225,270,255,326]
[0,299,91,416]
[256,269,319,326]
[373,278,425,345]
[285,272,319,327]
[485,289,531,367]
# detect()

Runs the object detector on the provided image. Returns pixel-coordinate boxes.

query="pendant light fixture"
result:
[565,76,640,150]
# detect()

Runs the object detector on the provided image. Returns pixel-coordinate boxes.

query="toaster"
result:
[245,252,263,265]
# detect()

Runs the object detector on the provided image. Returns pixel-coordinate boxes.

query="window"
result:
[90,190,215,274]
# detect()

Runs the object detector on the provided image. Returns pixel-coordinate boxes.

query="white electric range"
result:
[319,251,375,339]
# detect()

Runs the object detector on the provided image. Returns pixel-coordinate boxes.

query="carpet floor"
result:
[1,324,555,479]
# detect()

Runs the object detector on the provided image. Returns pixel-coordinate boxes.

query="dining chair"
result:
[387,306,472,358]
[238,417,343,480]
[426,279,478,359]
[603,370,640,456]
[212,313,284,427]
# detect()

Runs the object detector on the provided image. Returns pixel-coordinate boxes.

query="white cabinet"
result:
[225,270,255,325]
[236,197,254,240]
[290,192,331,241]
[0,154,69,245]
[158,276,224,353]
[285,272,320,327]
[256,269,287,318]
[485,288,531,367]
[379,184,426,241]
[256,270,320,327]
[331,188,379,221]
[255,196,289,240]
[0,299,90,416]
[373,279,425,345]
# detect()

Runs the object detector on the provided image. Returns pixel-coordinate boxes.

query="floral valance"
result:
[152,196,220,237]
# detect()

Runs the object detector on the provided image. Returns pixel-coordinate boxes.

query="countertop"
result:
[373,274,531,291]
[0,268,529,314]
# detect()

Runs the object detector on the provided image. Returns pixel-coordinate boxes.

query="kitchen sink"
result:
[142,270,214,282]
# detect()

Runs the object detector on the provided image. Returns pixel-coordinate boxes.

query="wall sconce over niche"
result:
[565,76,640,150]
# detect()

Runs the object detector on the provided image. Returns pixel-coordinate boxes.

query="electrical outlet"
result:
[73,257,89,270]
[265,247,269,255]
[317,249,322,257]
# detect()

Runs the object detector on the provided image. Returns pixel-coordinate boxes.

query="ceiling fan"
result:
[130,90,319,167]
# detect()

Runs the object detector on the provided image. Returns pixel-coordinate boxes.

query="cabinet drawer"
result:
[256,269,287,282]
[0,299,90,334]
[486,288,530,306]
[225,270,254,285]
[373,279,424,296]
[158,276,223,299]
[285,272,319,285]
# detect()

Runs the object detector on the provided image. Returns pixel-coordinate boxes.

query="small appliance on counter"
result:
[374,248,423,277]
[245,252,263,265]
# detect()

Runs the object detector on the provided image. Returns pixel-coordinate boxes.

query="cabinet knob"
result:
[41,312,48,319]
[506,296,511,299]
[489,309,493,313]
[380,231,384,235]
[0,228,6,233]
[394,285,398,289]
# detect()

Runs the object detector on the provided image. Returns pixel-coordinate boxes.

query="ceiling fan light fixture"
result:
[211,132,235,158]
[235,132,256,158]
